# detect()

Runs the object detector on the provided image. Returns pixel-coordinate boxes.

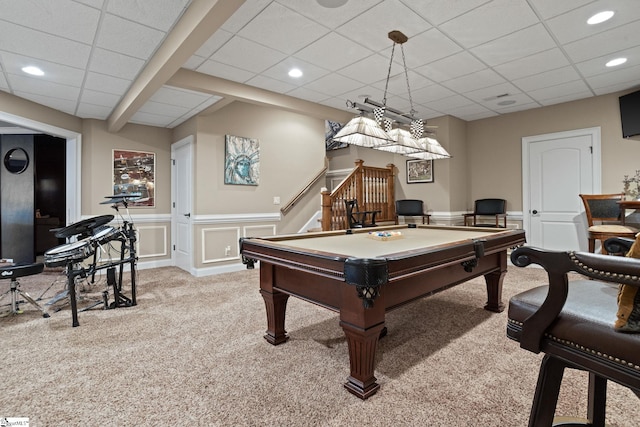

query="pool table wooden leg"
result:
[483,252,507,313]
[340,321,385,400]
[259,263,289,345]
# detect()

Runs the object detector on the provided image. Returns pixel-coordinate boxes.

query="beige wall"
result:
[467,91,640,212]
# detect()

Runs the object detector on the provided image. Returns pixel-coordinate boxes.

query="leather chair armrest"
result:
[604,237,635,254]
[510,246,640,352]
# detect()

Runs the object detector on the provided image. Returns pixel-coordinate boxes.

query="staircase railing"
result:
[321,160,396,231]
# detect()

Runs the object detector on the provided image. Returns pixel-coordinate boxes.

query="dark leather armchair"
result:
[508,244,640,426]
[395,199,430,224]
[463,198,506,227]
[344,199,378,229]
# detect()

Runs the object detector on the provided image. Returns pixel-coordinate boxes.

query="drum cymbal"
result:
[54,215,114,238]
[100,193,142,205]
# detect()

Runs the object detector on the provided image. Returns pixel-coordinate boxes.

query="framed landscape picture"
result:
[113,149,155,207]
[406,159,433,183]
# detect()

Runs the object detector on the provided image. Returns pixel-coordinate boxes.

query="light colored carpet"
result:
[1,264,638,426]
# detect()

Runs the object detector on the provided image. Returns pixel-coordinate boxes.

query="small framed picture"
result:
[406,159,433,183]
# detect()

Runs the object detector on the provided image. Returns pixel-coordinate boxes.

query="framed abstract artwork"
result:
[406,159,433,183]
[113,149,155,207]
[224,135,260,185]
[325,120,347,151]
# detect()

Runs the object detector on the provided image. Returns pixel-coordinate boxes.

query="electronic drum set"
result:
[0,193,141,327]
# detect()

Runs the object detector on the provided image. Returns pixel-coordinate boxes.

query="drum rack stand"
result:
[0,263,50,318]
[67,221,138,327]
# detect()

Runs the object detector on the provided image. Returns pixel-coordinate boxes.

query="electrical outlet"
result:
[225,246,231,256]
[273,196,280,205]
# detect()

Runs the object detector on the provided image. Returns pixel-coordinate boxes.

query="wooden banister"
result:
[321,160,396,231]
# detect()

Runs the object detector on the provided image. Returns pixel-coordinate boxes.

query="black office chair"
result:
[344,199,378,229]
[395,199,430,224]
[463,198,507,227]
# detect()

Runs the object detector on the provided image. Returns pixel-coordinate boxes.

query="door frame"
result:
[521,127,601,244]
[171,135,194,272]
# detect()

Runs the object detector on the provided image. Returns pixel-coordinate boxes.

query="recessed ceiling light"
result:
[317,0,348,8]
[606,57,627,67]
[587,11,614,25]
[22,66,44,76]
[288,68,303,78]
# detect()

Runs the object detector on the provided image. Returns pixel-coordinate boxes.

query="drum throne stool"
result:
[0,262,49,318]
[508,242,640,427]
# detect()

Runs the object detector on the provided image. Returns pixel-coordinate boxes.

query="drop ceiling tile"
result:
[79,88,120,107]
[334,0,432,52]
[513,66,582,92]
[245,75,297,93]
[399,0,492,26]
[527,0,595,19]
[195,30,234,58]
[440,0,539,48]
[471,24,556,66]
[0,52,85,87]
[410,83,457,102]
[0,73,8,90]
[564,20,640,63]
[370,70,434,97]
[14,91,77,115]
[493,48,570,80]
[576,45,640,77]
[151,86,213,108]
[304,73,366,97]
[481,92,537,110]
[75,0,104,8]
[84,72,132,95]
[441,69,506,93]
[527,80,592,102]
[465,82,522,103]
[494,101,541,114]
[593,80,640,96]
[107,0,190,31]
[97,14,165,59]
[442,103,494,120]
[337,53,397,85]
[294,32,373,71]
[0,22,91,69]
[0,0,100,43]
[286,86,331,103]
[130,110,176,127]
[196,60,256,83]
[414,51,487,83]
[545,0,640,44]
[76,102,113,119]
[183,55,207,70]
[401,29,463,68]
[138,100,191,117]
[261,57,330,86]
[425,95,475,111]
[237,2,328,55]
[538,90,595,106]
[90,48,145,80]
[338,85,387,105]
[9,74,80,101]
[209,36,287,73]
[220,0,272,33]
[279,0,381,29]
[317,96,352,112]
[585,63,640,90]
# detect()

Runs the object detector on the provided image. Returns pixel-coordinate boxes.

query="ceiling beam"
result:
[107,0,245,133]
[168,68,353,122]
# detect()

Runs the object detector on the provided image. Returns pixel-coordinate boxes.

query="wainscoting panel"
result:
[136,225,168,259]
[243,224,276,239]
[202,227,241,264]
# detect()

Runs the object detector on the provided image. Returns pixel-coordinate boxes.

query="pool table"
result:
[240,224,526,399]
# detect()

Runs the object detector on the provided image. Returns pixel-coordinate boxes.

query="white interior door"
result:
[523,128,600,251]
[172,136,193,273]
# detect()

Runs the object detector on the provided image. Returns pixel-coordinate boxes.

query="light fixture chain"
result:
[400,44,415,116]
[382,43,397,106]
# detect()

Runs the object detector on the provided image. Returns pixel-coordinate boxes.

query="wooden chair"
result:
[344,199,379,229]
[394,199,430,225]
[463,198,507,227]
[579,193,638,254]
[508,244,640,426]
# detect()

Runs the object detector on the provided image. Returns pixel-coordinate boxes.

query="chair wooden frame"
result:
[579,193,638,254]
[394,199,430,225]
[509,244,640,426]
